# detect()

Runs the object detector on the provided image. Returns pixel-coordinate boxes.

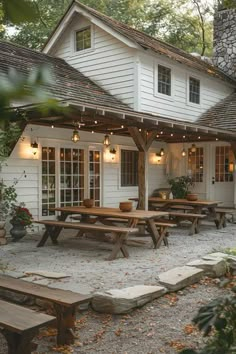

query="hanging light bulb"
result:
[160,148,165,156]
[103,134,110,147]
[71,129,80,143]
[191,144,196,153]
[181,148,186,157]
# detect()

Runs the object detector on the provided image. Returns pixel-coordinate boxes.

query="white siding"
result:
[52,14,136,108]
[139,53,234,122]
[1,125,166,220]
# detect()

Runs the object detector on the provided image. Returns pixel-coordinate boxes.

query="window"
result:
[215,146,234,182]
[189,77,200,104]
[121,150,138,187]
[42,147,56,216]
[89,150,101,206]
[75,27,91,52]
[158,64,171,96]
[188,147,204,182]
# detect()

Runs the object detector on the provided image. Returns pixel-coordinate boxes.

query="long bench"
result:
[168,212,206,235]
[35,220,139,260]
[0,274,91,345]
[0,299,56,354]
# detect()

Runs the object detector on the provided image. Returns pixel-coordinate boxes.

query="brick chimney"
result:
[213,9,236,78]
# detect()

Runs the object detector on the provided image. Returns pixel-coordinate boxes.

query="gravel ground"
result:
[0,221,235,353]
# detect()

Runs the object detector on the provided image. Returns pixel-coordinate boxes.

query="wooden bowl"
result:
[83,199,94,208]
[186,193,198,201]
[119,201,133,212]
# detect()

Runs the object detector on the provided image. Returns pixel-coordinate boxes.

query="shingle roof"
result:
[0,40,132,111]
[44,0,236,86]
[197,92,236,132]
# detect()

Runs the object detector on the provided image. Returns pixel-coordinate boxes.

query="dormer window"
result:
[189,77,200,104]
[75,27,91,52]
[158,64,171,96]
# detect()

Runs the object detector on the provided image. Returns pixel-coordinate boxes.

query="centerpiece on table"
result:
[10,204,33,241]
[168,175,197,200]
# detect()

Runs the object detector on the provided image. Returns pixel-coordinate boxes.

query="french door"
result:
[41,146,101,217]
[211,145,234,206]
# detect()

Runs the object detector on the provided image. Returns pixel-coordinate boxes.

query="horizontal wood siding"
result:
[52,14,135,108]
[139,53,234,122]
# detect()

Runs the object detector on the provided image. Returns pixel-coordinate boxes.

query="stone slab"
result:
[158,266,204,291]
[187,259,227,278]
[202,252,228,261]
[49,281,94,295]
[25,270,70,279]
[226,255,236,271]
[92,285,166,314]
[0,270,25,279]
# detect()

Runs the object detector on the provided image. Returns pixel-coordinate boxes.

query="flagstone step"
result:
[158,266,204,291]
[187,259,226,278]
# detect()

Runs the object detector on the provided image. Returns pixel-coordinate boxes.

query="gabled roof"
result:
[197,91,236,132]
[0,40,132,111]
[43,0,236,86]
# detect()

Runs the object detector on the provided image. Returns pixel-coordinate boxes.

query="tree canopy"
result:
[0,0,215,56]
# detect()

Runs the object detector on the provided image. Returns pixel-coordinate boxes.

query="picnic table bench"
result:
[35,220,139,260]
[215,208,236,229]
[0,274,91,345]
[168,211,206,235]
[0,299,55,354]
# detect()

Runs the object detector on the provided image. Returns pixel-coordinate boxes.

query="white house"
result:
[2,2,236,221]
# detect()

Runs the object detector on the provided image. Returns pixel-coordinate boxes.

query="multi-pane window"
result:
[189,77,200,104]
[188,147,204,182]
[158,64,171,96]
[89,150,101,206]
[60,148,85,207]
[121,150,138,187]
[215,146,234,182]
[75,27,91,51]
[42,147,56,216]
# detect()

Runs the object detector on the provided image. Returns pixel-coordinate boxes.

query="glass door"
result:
[41,147,56,216]
[89,150,101,206]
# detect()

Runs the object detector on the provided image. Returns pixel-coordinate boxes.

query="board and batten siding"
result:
[52,14,136,108]
[1,126,166,223]
[139,52,234,122]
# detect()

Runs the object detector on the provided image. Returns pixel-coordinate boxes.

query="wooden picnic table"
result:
[44,206,169,250]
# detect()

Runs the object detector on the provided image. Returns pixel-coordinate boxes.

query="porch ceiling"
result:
[10,99,236,144]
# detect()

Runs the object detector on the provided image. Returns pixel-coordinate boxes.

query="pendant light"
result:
[71,128,80,143]
[103,134,110,147]
[160,148,165,156]
[181,148,186,157]
[191,144,196,153]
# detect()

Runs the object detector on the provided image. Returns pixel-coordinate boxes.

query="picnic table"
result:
[36,206,169,259]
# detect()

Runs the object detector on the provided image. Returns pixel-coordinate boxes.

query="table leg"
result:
[156,226,169,248]
[145,219,158,249]
[188,217,199,236]
[107,232,129,261]
[37,225,62,247]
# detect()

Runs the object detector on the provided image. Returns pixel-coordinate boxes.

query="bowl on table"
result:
[119,201,133,212]
[83,199,95,208]
[186,193,198,201]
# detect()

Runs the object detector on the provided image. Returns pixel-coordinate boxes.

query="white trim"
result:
[133,52,141,111]
[43,3,140,54]
[154,60,175,102]
[186,73,202,108]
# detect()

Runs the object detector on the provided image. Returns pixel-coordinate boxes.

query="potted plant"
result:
[168,176,195,199]
[10,204,33,241]
[0,181,17,244]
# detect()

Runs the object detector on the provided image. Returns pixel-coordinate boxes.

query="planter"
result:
[0,221,7,245]
[119,201,133,212]
[10,221,27,241]
[186,193,198,201]
[83,199,95,208]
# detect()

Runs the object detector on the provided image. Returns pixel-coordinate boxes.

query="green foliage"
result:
[181,285,236,354]
[3,0,213,55]
[10,204,33,226]
[168,175,194,199]
[0,181,17,221]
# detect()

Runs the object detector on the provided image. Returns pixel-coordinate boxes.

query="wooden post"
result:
[128,127,158,210]
[230,142,236,208]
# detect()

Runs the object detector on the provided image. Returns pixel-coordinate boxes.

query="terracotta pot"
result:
[119,201,133,212]
[186,193,198,201]
[83,199,94,208]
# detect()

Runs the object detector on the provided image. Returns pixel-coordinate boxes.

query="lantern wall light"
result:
[103,134,110,147]
[71,129,80,143]
[31,141,38,155]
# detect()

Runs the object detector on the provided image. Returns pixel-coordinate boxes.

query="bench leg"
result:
[156,226,169,248]
[216,213,226,229]
[145,219,158,248]
[107,232,129,261]
[3,329,37,354]
[37,225,61,247]
[54,304,76,345]
[189,218,199,236]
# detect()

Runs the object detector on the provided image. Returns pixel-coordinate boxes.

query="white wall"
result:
[52,14,136,108]
[139,52,234,122]
[1,125,167,220]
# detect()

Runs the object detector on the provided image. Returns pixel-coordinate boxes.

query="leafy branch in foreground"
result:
[181,282,236,354]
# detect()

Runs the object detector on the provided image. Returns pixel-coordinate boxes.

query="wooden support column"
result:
[128,127,158,210]
[230,142,236,207]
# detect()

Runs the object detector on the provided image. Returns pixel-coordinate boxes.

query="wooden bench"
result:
[215,208,236,229]
[154,220,177,248]
[0,299,56,354]
[0,274,91,346]
[169,205,194,212]
[168,212,206,235]
[35,220,139,261]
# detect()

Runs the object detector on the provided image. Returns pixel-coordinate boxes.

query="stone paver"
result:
[187,258,226,278]
[158,266,204,291]
[25,270,70,279]
[92,285,166,314]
